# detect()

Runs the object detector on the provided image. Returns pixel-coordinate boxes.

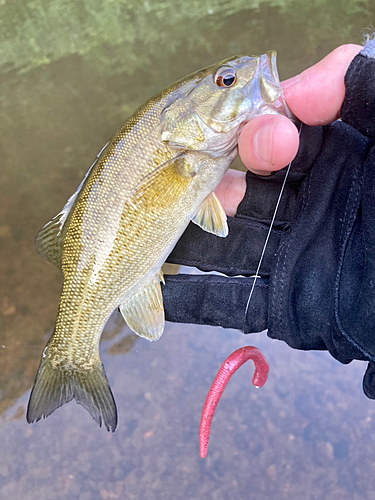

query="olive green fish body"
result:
[28,52,290,430]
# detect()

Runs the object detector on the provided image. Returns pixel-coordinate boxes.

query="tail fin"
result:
[27,354,117,432]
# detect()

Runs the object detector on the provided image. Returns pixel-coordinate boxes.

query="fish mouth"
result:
[257,51,284,104]
[240,51,294,122]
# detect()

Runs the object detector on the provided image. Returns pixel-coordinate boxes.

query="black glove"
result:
[162,40,375,397]
[163,123,322,333]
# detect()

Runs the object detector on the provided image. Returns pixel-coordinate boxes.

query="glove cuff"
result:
[341,38,375,140]
[163,274,268,333]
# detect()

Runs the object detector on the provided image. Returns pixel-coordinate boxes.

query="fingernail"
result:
[253,121,276,165]
[281,75,301,89]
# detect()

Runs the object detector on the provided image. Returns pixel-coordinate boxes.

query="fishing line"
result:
[243,121,302,331]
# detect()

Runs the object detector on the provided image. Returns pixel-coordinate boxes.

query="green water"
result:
[0,1,374,498]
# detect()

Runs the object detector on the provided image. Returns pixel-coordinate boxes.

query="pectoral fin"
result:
[119,274,165,341]
[129,154,194,210]
[191,192,228,237]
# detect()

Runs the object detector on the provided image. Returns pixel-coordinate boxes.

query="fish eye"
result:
[214,68,237,88]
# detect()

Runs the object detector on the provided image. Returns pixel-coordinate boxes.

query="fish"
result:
[27,51,290,431]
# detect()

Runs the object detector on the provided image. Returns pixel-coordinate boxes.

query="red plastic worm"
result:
[199,346,269,458]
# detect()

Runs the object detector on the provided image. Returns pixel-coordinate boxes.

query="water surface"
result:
[0,1,374,498]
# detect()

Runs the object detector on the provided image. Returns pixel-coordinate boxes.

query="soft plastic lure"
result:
[199,346,269,458]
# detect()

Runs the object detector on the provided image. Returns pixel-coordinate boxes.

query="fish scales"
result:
[27,52,291,430]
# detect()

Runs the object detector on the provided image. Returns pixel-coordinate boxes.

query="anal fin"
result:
[191,192,228,237]
[119,274,165,341]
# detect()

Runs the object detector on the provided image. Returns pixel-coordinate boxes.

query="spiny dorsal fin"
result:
[119,273,165,341]
[36,141,110,269]
[35,213,66,269]
[191,192,228,237]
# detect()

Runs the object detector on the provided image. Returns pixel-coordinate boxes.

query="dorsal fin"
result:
[36,213,66,270]
[36,141,110,270]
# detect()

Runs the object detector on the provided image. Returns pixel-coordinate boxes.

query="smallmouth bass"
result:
[27,52,290,430]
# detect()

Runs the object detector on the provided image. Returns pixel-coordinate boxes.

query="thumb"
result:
[238,114,299,175]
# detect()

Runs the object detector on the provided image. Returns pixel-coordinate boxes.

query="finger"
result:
[215,169,246,216]
[238,114,299,175]
[282,44,362,125]
[219,45,362,211]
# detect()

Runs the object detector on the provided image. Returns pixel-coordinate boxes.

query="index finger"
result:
[282,44,362,125]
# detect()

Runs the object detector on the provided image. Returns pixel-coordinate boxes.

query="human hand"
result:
[216,44,362,216]
[164,39,375,399]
